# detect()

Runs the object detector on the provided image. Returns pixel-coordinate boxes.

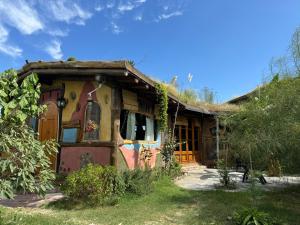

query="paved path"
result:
[176,166,300,191]
[0,193,64,208]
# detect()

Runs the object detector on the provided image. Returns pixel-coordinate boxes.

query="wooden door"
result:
[174,123,201,163]
[39,102,58,170]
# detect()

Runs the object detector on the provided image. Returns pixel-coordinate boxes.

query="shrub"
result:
[233,208,281,225]
[217,160,235,189]
[62,164,125,205]
[122,168,155,195]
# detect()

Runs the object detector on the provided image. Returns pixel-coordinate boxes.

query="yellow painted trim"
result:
[123,140,158,145]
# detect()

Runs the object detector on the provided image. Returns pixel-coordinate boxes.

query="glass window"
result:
[194,127,199,151]
[181,126,187,151]
[120,110,156,141]
[62,128,79,143]
[84,101,100,141]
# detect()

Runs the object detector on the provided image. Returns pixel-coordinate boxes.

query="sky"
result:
[0,0,300,103]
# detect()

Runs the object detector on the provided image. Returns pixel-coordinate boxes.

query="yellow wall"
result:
[51,80,112,142]
[94,82,112,141]
[62,81,85,122]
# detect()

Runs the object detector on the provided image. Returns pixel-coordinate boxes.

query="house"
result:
[18,60,221,173]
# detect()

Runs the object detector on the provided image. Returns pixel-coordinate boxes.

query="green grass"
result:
[1,178,300,225]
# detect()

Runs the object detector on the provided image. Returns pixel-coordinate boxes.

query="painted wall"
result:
[118,143,161,170]
[41,80,112,173]
[59,147,111,173]
[62,80,112,141]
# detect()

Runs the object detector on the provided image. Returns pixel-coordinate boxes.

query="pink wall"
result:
[119,146,159,170]
[59,147,111,173]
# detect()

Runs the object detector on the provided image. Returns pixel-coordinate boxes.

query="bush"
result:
[122,168,155,196]
[217,159,235,189]
[233,208,281,225]
[62,164,125,205]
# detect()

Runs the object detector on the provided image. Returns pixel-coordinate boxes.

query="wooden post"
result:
[111,86,122,168]
[215,115,220,161]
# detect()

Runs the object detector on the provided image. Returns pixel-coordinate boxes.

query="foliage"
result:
[217,160,235,189]
[291,26,300,74]
[233,208,280,225]
[0,70,57,199]
[0,70,45,124]
[222,76,300,173]
[181,88,198,104]
[268,159,282,177]
[62,164,125,205]
[67,57,76,61]
[127,60,135,67]
[160,130,182,178]
[198,86,215,103]
[0,210,23,225]
[122,168,155,195]
[155,83,168,131]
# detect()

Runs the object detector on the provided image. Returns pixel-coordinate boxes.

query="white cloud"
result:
[106,2,115,9]
[118,0,146,13]
[46,1,92,25]
[118,3,135,12]
[157,11,183,21]
[0,24,22,57]
[46,40,63,60]
[0,0,43,35]
[134,15,143,21]
[111,22,122,34]
[47,29,69,37]
[95,5,104,12]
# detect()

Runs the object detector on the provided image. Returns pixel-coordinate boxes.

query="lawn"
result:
[0,178,299,225]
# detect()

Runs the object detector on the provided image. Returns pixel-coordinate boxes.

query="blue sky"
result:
[0,0,300,102]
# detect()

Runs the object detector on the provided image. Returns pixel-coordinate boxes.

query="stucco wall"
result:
[59,147,111,173]
[61,80,112,141]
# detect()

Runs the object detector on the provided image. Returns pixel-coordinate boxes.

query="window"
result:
[120,110,155,141]
[62,128,79,143]
[84,101,100,141]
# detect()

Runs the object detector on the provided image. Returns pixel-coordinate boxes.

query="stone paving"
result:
[176,165,300,191]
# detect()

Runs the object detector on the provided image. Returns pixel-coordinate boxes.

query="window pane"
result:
[62,128,78,143]
[135,113,146,140]
[175,125,180,151]
[188,128,192,151]
[84,101,100,141]
[194,127,199,151]
[181,126,186,151]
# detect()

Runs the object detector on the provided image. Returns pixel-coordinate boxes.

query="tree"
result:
[0,70,57,199]
[291,27,300,74]
[222,76,300,174]
[198,87,215,103]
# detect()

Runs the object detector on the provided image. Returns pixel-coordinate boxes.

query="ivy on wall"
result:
[155,83,168,132]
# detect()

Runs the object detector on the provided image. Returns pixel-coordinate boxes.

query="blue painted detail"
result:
[123,140,161,151]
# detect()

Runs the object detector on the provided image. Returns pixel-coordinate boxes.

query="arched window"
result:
[84,100,101,141]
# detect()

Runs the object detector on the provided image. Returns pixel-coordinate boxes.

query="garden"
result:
[1,27,300,225]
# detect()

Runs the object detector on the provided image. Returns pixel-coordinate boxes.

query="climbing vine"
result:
[155,83,168,131]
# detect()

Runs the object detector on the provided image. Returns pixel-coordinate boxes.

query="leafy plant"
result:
[122,168,154,195]
[217,159,235,189]
[233,208,280,225]
[62,164,125,205]
[155,83,168,132]
[0,70,57,199]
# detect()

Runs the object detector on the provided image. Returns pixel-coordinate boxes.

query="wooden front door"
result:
[174,122,201,163]
[39,102,59,170]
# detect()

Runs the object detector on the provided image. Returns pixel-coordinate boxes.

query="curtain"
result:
[126,112,136,140]
[146,117,154,141]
